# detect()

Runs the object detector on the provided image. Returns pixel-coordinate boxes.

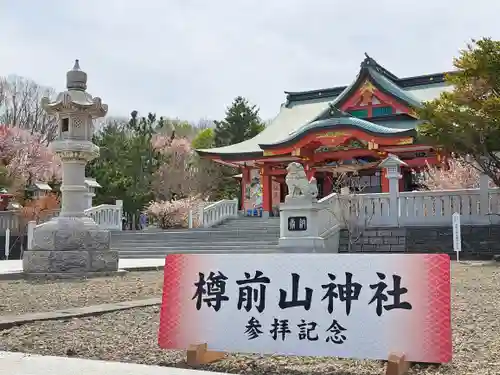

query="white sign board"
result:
[159,254,452,364]
[452,212,461,255]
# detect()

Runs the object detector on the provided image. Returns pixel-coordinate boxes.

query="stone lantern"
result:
[22,60,119,278]
[379,154,407,222]
[26,182,52,200]
[84,177,101,209]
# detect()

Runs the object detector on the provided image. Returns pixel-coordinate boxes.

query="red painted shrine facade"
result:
[197,55,452,216]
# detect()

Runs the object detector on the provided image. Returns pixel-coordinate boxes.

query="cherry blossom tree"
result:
[151,134,219,201]
[146,196,204,229]
[152,135,196,200]
[414,155,481,190]
[0,125,61,193]
[146,133,221,228]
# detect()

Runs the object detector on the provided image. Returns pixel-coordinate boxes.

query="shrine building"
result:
[196,54,453,217]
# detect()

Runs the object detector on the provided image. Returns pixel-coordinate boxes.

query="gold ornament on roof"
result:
[396,137,414,145]
[360,80,376,94]
[316,131,348,139]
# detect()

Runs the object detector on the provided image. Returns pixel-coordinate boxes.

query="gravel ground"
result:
[0,271,164,315]
[1,263,499,374]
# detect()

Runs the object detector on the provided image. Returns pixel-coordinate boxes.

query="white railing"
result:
[399,189,478,226]
[84,200,123,231]
[317,193,342,236]
[318,192,393,233]
[24,200,123,250]
[0,211,20,233]
[198,199,238,228]
[317,187,500,230]
[1,200,123,237]
[0,209,60,234]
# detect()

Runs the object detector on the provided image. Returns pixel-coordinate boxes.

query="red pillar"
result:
[382,168,404,193]
[399,167,405,192]
[305,164,316,180]
[381,169,389,193]
[261,168,272,217]
[323,173,333,196]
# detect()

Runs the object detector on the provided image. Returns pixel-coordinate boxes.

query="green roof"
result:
[371,117,424,130]
[259,108,415,149]
[368,68,422,108]
[325,55,423,110]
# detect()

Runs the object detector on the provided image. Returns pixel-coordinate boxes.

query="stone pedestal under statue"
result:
[278,162,340,253]
[22,60,119,278]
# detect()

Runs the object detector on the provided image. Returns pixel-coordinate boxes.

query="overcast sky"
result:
[2,0,500,122]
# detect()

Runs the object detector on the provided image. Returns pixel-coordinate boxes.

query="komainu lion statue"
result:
[285,162,318,201]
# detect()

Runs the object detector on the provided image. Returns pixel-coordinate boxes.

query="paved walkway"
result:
[0,258,165,276]
[0,351,230,375]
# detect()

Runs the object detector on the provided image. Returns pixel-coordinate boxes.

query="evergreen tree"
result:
[86,119,135,211]
[214,96,265,147]
[86,112,160,215]
[418,38,500,186]
[212,96,265,199]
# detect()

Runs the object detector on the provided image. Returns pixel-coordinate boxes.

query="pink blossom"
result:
[416,155,480,190]
[152,134,192,155]
[151,134,199,199]
[0,125,61,186]
[146,196,203,228]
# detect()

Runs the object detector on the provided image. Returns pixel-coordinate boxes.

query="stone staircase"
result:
[111,217,281,258]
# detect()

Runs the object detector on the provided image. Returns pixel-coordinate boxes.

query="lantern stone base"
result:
[22,216,119,279]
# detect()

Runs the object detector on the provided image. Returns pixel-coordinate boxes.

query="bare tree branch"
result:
[325,172,375,251]
[0,75,57,144]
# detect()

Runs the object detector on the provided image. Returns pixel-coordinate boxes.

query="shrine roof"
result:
[285,54,454,104]
[293,54,426,110]
[258,108,415,149]
[196,54,451,159]
[196,98,332,158]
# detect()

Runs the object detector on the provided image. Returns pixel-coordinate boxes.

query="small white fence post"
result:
[188,210,193,229]
[4,228,10,259]
[479,173,490,218]
[27,220,36,251]
[115,200,124,231]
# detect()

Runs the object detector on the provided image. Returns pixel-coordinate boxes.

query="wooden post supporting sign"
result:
[186,343,226,366]
[386,352,410,375]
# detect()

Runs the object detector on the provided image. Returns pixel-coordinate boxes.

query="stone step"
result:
[224,217,280,220]
[112,239,279,246]
[216,222,280,227]
[111,241,279,247]
[113,228,280,235]
[111,244,278,250]
[111,234,280,241]
[118,248,281,257]
[217,226,280,230]
[218,221,280,226]
[112,232,280,239]
[112,243,281,251]
[218,225,280,232]
[219,219,280,223]
[213,222,280,227]
[112,233,279,241]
